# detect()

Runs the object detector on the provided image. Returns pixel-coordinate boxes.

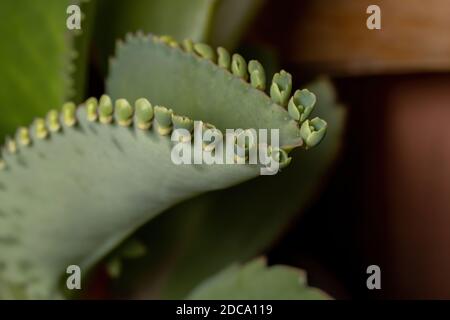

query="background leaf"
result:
[93,0,220,74]
[0,0,93,139]
[187,258,330,299]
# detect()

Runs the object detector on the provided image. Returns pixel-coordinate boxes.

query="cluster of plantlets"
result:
[0,34,326,169]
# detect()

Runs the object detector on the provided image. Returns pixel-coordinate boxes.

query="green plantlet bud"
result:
[62,102,77,127]
[217,47,231,69]
[135,98,153,130]
[17,127,31,146]
[288,89,316,122]
[172,114,194,132]
[121,240,147,259]
[231,54,248,80]
[47,110,61,132]
[300,117,327,149]
[270,147,291,168]
[270,70,292,107]
[34,118,48,139]
[154,106,173,135]
[182,39,194,52]
[194,43,216,62]
[115,99,133,127]
[248,60,266,90]
[99,95,113,124]
[106,257,122,278]
[5,137,17,154]
[85,97,98,122]
[203,122,216,131]
[159,35,178,48]
[172,114,194,142]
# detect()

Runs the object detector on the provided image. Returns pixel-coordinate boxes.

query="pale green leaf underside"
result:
[187,259,330,300]
[107,34,303,148]
[0,106,261,298]
[0,0,76,139]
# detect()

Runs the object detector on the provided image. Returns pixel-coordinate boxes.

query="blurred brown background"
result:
[244,0,450,299]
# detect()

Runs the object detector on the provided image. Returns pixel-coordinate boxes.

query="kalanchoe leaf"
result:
[231,53,248,80]
[300,117,328,149]
[85,97,98,122]
[34,118,48,140]
[288,89,317,122]
[194,43,216,62]
[108,33,306,148]
[135,98,154,130]
[0,95,285,298]
[47,110,61,132]
[154,106,173,135]
[62,102,77,127]
[217,47,231,69]
[187,258,330,300]
[99,95,113,124]
[270,70,292,107]
[248,60,266,90]
[115,99,134,127]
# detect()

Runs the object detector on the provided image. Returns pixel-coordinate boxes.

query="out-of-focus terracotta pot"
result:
[293,0,450,75]
[253,0,450,75]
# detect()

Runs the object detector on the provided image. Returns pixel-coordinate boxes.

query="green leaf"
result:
[107,33,304,148]
[0,0,88,139]
[187,258,330,300]
[0,98,261,298]
[0,38,326,298]
[110,78,345,299]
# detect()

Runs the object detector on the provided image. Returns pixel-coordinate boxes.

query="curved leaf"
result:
[107,34,303,148]
[187,258,330,300]
[0,99,261,298]
[111,79,345,299]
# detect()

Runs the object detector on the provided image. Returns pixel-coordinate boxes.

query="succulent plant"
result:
[0,0,345,300]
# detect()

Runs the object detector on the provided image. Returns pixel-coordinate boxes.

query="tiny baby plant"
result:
[0,0,345,300]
